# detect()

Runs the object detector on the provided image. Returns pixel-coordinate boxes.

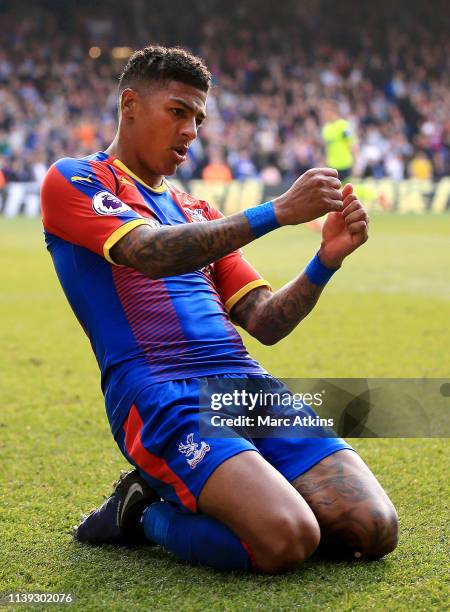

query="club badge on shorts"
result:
[178,433,210,469]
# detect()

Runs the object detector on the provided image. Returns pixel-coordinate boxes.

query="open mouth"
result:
[171,145,188,162]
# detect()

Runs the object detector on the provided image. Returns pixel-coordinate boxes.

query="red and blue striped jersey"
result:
[40,152,270,435]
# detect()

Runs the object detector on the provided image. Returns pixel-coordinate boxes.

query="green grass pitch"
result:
[1,214,449,611]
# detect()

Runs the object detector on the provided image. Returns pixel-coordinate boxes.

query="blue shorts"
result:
[115,375,353,513]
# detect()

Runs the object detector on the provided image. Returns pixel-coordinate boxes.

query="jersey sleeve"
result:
[205,204,272,312]
[40,157,151,264]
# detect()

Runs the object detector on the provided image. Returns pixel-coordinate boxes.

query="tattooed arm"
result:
[230,272,325,345]
[110,167,344,277]
[110,213,255,277]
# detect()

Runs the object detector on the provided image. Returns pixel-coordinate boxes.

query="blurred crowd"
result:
[0,0,449,185]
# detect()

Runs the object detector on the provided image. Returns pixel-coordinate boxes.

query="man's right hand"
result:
[273,168,343,225]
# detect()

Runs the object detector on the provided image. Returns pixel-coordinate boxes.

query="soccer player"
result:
[306,102,358,233]
[40,46,398,573]
[321,102,357,184]
[320,102,387,214]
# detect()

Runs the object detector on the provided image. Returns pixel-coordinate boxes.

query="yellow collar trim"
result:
[112,158,167,193]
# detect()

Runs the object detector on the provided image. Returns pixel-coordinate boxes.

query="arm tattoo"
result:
[231,274,325,344]
[110,214,254,278]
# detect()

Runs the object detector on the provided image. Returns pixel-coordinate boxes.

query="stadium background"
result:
[1,1,448,610]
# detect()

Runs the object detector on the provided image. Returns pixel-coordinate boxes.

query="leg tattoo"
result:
[293,450,398,560]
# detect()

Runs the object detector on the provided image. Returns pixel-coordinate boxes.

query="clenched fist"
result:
[273,167,344,225]
[318,183,369,268]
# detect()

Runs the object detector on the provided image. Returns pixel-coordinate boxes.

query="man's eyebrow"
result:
[170,97,207,121]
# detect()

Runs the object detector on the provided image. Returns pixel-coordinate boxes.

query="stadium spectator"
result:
[201,147,232,182]
[408,150,433,180]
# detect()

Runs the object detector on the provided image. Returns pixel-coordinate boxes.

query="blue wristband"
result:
[244,201,280,238]
[305,252,340,286]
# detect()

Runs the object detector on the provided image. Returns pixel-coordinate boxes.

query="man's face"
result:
[322,103,338,124]
[120,80,207,181]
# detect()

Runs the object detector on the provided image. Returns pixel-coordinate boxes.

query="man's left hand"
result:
[318,183,369,268]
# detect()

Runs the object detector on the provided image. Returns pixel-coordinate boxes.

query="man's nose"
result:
[181,118,197,141]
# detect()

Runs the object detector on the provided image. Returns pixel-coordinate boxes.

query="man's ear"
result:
[120,88,138,118]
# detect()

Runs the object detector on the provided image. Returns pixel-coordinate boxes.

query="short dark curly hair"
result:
[118,45,211,93]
